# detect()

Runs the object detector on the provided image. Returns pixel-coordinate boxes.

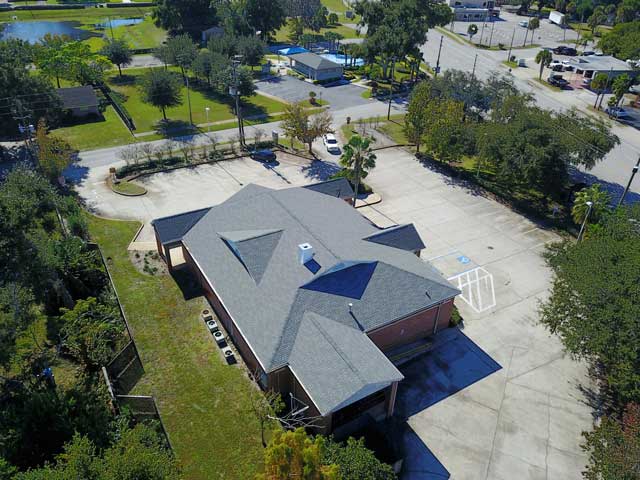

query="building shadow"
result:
[395,328,502,418]
[170,265,203,301]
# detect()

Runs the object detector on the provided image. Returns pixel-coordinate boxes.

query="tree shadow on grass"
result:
[190,82,269,119]
[154,119,199,138]
[108,74,137,86]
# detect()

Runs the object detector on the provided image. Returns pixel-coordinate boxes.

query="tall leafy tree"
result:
[164,34,199,78]
[582,403,640,480]
[100,38,132,77]
[322,437,396,480]
[281,102,333,153]
[423,98,469,164]
[540,204,640,406]
[138,69,183,121]
[598,21,640,60]
[571,183,611,225]
[153,0,217,37]
[244,0,287,39]
[35,119,74,182]
[404,80,431,152]
[611,73,632,107]
[255,428,339,480]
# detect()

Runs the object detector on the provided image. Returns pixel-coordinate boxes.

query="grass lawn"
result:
[273,20,360,42]
[111,180,147,195]
[52,106,134,151]
[107,69,287,133]
[320,0,360,23]
[85,17,167,52]
[86,215,269,480]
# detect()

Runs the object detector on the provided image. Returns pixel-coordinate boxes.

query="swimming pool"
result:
[320,53,365,67]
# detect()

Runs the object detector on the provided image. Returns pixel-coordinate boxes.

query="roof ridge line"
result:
[308,313,367,384]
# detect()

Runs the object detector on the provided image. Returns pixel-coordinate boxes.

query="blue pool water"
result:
[320,53,364,67]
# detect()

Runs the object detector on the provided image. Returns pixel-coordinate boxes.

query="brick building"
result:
[152,180,459,435]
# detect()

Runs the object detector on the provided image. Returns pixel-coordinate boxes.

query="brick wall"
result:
[367,298,455,352]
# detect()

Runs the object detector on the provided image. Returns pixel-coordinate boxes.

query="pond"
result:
[0,20,100,43]
[98,18,144,30]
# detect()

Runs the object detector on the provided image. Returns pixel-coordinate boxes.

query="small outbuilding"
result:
[289,52,343,81]
[56,86,100,118]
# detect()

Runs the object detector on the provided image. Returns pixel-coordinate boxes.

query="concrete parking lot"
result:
[360,148,592,480]
[256,75,370,109]
[76,146,593,479]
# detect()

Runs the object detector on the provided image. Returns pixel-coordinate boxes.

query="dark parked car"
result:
[581,50,596,56]
[605,106,631,119]
[250,149,277,162]
[548,74,569,88]
[553,46,577,56]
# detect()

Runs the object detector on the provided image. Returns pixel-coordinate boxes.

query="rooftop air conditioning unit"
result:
[298,243,314,265]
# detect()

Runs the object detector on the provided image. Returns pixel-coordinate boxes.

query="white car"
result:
[519,20,529,27]
[549,60,563,71]
[323,134,340,154]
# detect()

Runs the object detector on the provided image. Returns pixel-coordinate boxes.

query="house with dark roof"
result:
[55,86,100,118]
[152,180,459,435]
[289,52,343,81]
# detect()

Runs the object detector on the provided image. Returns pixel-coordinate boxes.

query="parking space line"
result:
[448,267,496,314]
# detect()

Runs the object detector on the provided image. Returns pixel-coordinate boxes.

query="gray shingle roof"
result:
[289,52,342,71]
[364,224,426,252]
[55,86,99,109]
[303,178,354,200]
[174,185,459,415]
[152,207,211,245]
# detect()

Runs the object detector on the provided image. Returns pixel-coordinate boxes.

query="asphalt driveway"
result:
[256,75,371,109]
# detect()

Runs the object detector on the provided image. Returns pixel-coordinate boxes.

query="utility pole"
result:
[231,55,245,147]
[471,53,478,78]
[185,73,193,125]
[107,16,114,40]
[435,36,443,77]
[387,56,396,121]
[488,18,495,48]
[479,18,487,47]
[618,156,640,207]
[507,27,515,61]
[352,154,361,207]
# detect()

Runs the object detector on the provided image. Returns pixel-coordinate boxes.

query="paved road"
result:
[71,98,404,171]
[421,16,640,197]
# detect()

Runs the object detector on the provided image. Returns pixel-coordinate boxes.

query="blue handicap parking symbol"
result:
[457,255,470,264]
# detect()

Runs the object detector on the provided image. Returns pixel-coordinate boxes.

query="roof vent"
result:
[298,243,314,265]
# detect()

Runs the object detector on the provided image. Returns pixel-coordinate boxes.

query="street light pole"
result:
[205,106,210,157]
[617,156,640,207]
[488,18,496,47]
[231,55,245,147]
[507,27,515,62]
[387,56,396,121]
[435,36,443,77]
[472,53,478,78]
[578,201,593,242]
[185,73,193,125]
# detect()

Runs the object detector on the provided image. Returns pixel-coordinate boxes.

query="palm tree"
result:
[528,17,540,46]
[571,183,611,226]
[340,135,377,206]
[590,72,609,108]
[535,49,552,79]
[467,24,478,43]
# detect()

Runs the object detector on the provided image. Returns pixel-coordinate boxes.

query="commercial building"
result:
[448,0,497,20]
[569,55,640,80]
[55,86,100,118]
[152,181,459,435]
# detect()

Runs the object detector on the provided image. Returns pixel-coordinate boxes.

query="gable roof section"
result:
[303,178,354,200]
[290,52,342,70]
[56,86,99,109]
[364,224,426,252]
[152,207,211,245]
[220,229,283,284]
[288,312,403,415]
